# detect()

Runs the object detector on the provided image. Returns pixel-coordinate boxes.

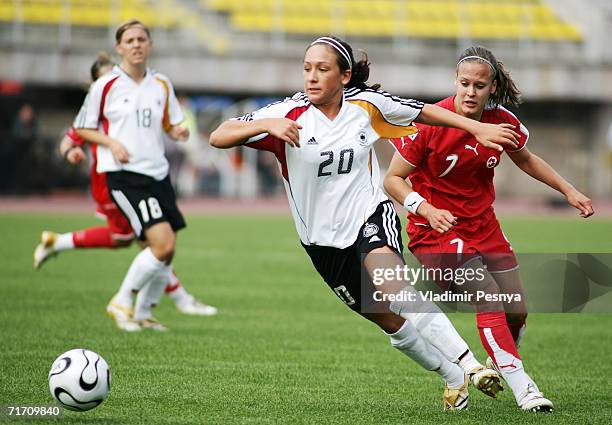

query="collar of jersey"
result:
[311,92,348,126]
[115,65,150,84]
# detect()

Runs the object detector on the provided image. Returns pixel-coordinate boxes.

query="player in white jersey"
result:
[33,52,216,318]
[210,36,522,410]
[74,20,192,331]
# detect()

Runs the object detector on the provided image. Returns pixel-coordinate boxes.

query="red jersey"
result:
[390,96,529,224]
[66,127,111,205]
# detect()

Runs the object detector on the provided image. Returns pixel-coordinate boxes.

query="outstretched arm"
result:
[508,147,594,218]
[210,118,302,149]
[415,104,520,152]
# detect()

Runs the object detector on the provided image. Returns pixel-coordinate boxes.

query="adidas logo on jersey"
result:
[307,137,318,145]
[369,235,382,243]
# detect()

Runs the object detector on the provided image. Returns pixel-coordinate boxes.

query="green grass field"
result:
[1,214,611,424]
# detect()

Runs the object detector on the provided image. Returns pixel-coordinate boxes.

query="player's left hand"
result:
[474,123,520,152]
[169,125,190,142]
[566,189,594,218]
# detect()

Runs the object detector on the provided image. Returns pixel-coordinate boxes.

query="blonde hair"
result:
[115,19,151,44]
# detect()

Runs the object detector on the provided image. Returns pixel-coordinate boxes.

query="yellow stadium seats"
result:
[206,0,582,42]
[1,0,581,44]
[0,0,180,28]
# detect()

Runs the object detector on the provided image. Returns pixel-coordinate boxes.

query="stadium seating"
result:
[0,0,581,42]
[0,0,180,28]
[205,0,582,41]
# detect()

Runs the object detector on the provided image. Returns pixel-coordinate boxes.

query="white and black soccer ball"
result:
[48,349,110,411]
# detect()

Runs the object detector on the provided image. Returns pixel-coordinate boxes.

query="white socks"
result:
[134,266,170,321]
[401,312,469,364]
[457,350,481,374]
[390,292,471,365]
[482,328,532,402]
[165,269,190,304]
[115,248,168,307]
[388,320,465,388]
[54,233,75,252]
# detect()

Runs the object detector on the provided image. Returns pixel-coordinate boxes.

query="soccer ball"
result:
[48,349,111,411]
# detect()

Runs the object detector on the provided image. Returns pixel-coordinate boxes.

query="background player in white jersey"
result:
[74,20,192,331]
[33,52,216,317]
[209,36,523,410]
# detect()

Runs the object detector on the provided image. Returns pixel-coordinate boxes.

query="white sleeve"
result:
[165,79,184,126]
[370,90,424,126]
[73,81,103,129]
[232,93,307,143]
[348,89,423,139]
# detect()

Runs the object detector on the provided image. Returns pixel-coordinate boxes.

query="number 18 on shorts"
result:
[105,171,186,239]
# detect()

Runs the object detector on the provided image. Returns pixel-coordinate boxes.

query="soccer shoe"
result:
[467,365,503,398]
[33,231,57,269]
[518,383,554,413]
[443,374,469,411]
[175,295,218,316]
[138,318,168,332]
[106,297,141,332]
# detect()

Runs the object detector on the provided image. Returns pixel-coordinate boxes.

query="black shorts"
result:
[303,200,403,312]
[106,171,186,240]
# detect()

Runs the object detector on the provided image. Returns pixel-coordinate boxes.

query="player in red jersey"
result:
[384,46,593,412]
[33,52,217,318]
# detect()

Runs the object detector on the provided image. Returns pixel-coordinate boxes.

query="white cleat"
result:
[138,318,168,332]
[518,383,553,413]
[468,365,503,398]
[175,295,218,316]
[106,297,141,332]
[444,374,469,411]
[33,231,57,269]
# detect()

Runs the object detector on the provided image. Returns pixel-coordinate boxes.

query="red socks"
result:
[477,312,521,366]
[72,227,116,248]
[165,282,180,294]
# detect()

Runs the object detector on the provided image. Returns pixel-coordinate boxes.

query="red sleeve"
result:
[498,108,529,152]
[388,124,431,167]
[245,135,283,155]
[243,103,309,156]
[66,127,85,146]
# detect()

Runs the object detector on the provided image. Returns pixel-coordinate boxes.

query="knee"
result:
[472,278,504,312]
[150,240,175,263]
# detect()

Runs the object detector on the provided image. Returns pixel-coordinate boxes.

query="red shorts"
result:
[91,171,133,240]
[407,208,518,276]
[95,202,134,240]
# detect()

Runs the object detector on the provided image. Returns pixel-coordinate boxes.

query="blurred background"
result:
[0,0,610,210]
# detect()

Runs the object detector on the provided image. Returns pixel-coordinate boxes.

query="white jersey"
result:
[235,88,423,248]
[74,66,184,181]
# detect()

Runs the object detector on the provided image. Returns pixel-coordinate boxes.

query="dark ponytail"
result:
[309,36,381,91]
[457,46,521,108]
[90,52,114,81]
[348,49,381,91]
